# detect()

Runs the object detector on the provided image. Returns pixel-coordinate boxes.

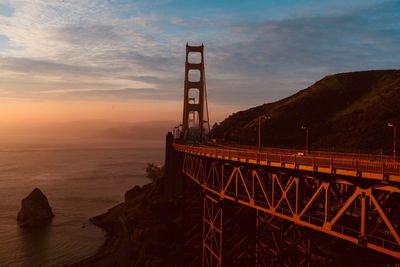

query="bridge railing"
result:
[174,143,400,177]
[216,143,397,162]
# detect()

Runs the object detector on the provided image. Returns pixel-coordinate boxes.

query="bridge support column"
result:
[202,193,223,267]
[182,178,202,266]
[165,132,183,200]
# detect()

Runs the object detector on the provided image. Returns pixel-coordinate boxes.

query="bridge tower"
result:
[182,43,210,142]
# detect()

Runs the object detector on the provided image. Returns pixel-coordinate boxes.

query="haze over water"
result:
[0,137,164,266]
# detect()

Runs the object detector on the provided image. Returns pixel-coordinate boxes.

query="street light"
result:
[300,125,309,154]
[258,115,271,152]
[387,122,397,161]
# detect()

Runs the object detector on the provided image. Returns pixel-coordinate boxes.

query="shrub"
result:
[145,163,165,182]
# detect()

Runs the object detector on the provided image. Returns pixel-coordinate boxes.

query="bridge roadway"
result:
[174,143,400,262]
[177,143,400,182]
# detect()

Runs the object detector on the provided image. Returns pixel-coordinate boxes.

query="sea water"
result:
[0,137,164,266]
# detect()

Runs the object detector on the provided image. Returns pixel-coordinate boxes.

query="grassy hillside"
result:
[212,70,400,153]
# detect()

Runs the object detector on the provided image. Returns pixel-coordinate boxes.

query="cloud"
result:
[38,88,172,101]
[0,57,95,75]
[0,0,399,109]
[0,86,174,102]
[203,1,400,105]
[54,25,121,46]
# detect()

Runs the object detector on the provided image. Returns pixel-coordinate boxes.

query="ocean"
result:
[0,137,164,267]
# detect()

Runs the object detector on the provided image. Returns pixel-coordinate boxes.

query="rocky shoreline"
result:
[68,176,183,267]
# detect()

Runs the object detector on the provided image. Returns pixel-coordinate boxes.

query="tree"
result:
[212,122,219,130]
[145,163,165,182]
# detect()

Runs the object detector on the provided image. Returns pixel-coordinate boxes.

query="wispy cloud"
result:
[0,0,399,109]
[30,88,170,101]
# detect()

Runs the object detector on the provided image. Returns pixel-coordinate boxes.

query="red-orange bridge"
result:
[166,137,400,267]
[170,43,400,267]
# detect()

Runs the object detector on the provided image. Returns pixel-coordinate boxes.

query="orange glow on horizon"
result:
[1,100,182,125]
[1,99,234,126]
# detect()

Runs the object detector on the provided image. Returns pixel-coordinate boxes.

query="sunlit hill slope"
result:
[212,70,400,153]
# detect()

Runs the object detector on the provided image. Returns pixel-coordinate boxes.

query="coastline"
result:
[67,202,130,267]
[68,178,183,267]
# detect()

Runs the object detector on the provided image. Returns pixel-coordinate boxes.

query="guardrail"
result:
[174,144,400,178]
[214,143,397,162]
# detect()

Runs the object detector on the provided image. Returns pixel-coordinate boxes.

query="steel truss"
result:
[182,153,400,262]
[256,210,310,267]
[203,194,223,267]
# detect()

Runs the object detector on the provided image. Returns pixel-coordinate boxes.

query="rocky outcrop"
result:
[17,188,55,227]
[124,185,142,201]
[67,178,184,267]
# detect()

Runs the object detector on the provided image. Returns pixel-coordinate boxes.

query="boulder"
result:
[17,188,54,227]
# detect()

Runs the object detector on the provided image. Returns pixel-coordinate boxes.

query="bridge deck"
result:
[174,144,400,184]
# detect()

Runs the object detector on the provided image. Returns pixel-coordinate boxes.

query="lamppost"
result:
[258,115,271,152]
[388,122,397,161]
[301,125,309,154]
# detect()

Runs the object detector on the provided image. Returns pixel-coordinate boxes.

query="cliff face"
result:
[212,70,400,153]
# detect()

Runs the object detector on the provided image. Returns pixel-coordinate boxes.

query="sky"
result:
[0,0,400,125]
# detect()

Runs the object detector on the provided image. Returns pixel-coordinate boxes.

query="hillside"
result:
[211,70,400,153]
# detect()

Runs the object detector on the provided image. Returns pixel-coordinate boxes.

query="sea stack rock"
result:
[17,188,55,227]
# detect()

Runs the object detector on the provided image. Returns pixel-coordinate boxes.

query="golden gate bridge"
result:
[166,44,400,267]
